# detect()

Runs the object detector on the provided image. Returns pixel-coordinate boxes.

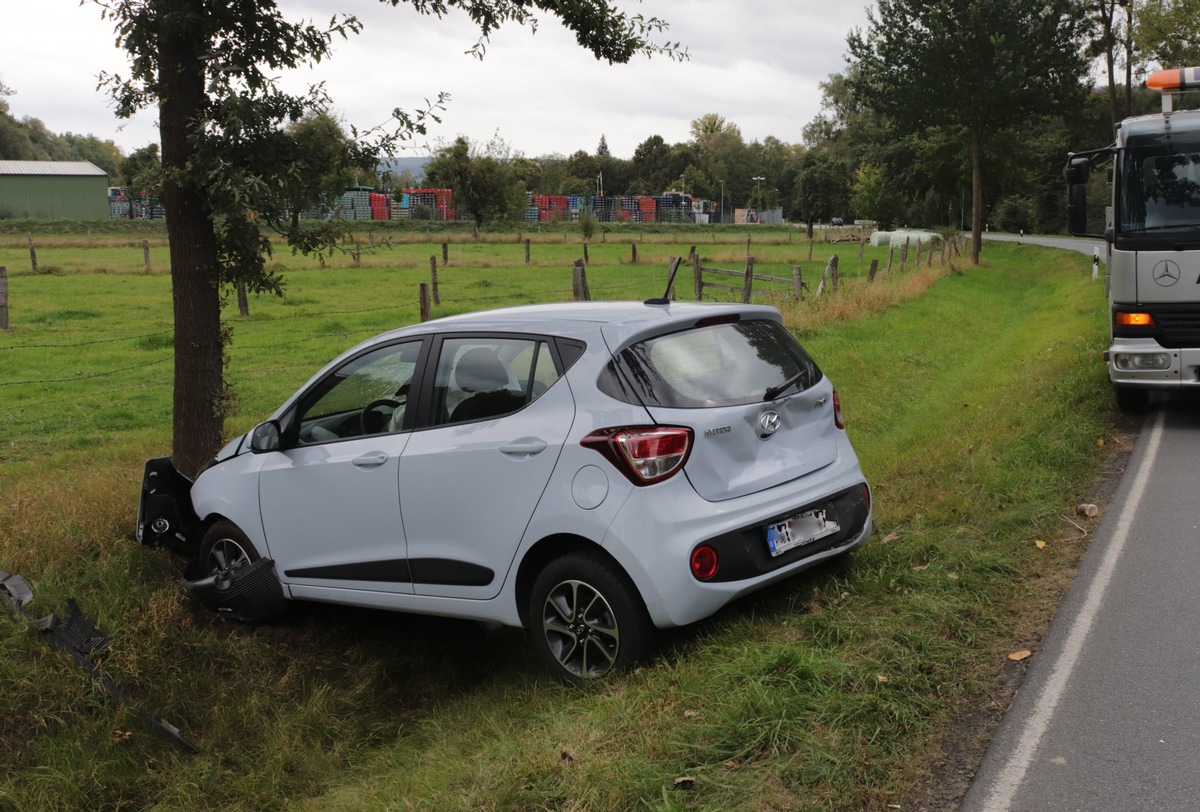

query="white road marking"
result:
[978,409,1166,811]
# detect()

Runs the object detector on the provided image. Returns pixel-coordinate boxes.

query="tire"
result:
[198,520,261,577]
[1115,386,1150,413]
[528,551,655,685]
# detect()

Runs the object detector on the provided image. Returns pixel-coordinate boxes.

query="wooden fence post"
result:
[572,259,591,301]
[583,243,589,263]
[236,281,250,317]
[792,266,804,301]
[693,253,704,300]
[143,240,151,272]
[742,256,755,304]
[745,235,751,256]
[0,266,8,329]
[807,238,815,262]
[631,242,638,263]
[525,239,531,264]
[815,255,836,298]
[886,247,895,275]
[899,237,910,274]
[867,258,880,283]
[27,232,37,273]
[859,239,865,263]
[831,255,840,291]
[927,238,936,265]
[442,242,449,265]
[419,283,431,322]
[430,256,440,305]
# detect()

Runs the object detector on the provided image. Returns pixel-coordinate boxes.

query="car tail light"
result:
[833,388,845,430]
[581,426,693,485]
[690,545,718,580]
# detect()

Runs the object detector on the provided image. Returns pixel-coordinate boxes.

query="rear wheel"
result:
[198,521,260,576]
[529,552,654,685]
[1115,386,1150,413]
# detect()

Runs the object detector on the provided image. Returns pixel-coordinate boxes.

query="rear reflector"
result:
[690,545,719,580]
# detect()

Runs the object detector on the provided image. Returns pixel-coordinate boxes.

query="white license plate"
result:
[766,509,840,557]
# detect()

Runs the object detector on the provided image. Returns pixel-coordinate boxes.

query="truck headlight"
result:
[1112,352,1171,371]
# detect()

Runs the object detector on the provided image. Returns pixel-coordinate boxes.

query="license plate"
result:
[766,509,840,557]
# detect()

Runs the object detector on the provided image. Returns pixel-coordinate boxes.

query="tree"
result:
[424,135,528,226]
[852,163,905,229]
[793,148,850,236]
[120,143,163,198]
[1137,0,1200,69]
[276,113,366,229]
[848,0,1089,263]
[97,0,682,476]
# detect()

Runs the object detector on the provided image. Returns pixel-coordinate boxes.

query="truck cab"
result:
[1067,68,1200,411]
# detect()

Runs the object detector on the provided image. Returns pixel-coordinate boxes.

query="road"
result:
[962,234,1200,810]
[982,231,1106,262]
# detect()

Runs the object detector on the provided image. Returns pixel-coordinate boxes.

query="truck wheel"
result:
[529,552,654,685]
[1115,387,1150,413]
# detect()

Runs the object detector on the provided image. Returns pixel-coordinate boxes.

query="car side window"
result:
[296,341,421,444]
[432,337,552,426]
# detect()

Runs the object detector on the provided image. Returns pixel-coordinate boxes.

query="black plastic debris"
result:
[0,570,198,754]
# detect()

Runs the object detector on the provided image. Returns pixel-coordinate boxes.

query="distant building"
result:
[0,161,110,219]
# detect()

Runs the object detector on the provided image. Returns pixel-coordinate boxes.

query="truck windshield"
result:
[1119,132,1200,233]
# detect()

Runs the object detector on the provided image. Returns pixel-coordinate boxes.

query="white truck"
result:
[1067,67,1200,410]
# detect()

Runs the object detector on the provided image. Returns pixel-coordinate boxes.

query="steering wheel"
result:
[361,398,402,435]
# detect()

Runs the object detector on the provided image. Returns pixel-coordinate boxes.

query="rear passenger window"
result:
[598,319,822,408]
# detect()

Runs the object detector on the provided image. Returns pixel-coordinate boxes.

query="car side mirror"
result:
[249,420,282,453]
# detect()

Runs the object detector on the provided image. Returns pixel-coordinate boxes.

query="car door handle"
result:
[352,451,389,468]
[499,438,548,458]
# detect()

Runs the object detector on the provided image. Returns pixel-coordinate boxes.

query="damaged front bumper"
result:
[136,457,286,623]
[136,457,200,554]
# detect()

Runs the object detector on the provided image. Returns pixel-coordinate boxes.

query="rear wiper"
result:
[764,371,807,401]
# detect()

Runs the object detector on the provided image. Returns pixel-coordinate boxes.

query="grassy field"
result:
[0,224,1113,811]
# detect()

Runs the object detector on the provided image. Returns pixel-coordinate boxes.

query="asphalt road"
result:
[982,231,1107,263]
[961,233,1200,810]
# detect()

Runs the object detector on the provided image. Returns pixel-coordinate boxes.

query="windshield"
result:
[1119,130,1200,233]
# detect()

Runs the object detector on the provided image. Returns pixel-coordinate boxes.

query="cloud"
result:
[2,0,871,158]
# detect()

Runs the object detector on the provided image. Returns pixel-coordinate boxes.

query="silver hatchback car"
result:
[137,300,871,683]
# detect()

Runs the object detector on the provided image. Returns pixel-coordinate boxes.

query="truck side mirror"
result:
[1065,156,1091,185]
[1066,184,1089,236]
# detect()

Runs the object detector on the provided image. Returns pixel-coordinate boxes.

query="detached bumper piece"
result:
[182,558,287,624]
[0,570,198,754]
[136,457,199,554]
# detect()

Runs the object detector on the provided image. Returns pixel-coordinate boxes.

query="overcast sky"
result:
[1,0,873,160]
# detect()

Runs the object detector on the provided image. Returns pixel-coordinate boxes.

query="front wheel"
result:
[528,552,654,685]
[198,520,260,576]
[1115,386,1150,413]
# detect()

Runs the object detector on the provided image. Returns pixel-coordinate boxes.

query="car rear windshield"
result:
[598,318,823,408]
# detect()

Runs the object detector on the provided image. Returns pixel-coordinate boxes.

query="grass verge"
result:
[0,236,1111,810]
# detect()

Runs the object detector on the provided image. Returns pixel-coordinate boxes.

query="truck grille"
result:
[1152,307,1200,347]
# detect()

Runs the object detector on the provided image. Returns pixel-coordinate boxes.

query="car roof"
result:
[365,300,784,346]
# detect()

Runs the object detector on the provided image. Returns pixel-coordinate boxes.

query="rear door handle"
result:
[352,451,389,468]
[499,438,548,458]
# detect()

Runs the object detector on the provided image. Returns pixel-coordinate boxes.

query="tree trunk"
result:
[970,132,983,265]
[158,0,225,477]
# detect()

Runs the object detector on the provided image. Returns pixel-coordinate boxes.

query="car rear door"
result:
[398,335,575,600]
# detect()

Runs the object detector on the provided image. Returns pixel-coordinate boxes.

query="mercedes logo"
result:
[758,410,781,436]
[1153,260,1182,287]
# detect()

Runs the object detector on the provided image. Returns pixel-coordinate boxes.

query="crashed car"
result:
[138,300,872,683]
